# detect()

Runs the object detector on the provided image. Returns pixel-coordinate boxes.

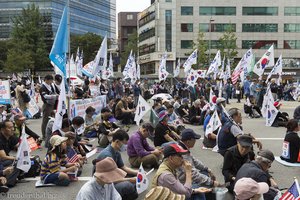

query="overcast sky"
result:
[116,0,150,13]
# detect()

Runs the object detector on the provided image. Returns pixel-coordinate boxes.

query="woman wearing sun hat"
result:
[40,135,79,186]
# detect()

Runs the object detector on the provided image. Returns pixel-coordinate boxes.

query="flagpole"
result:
[67,0,71,122]
[295,177,300,194]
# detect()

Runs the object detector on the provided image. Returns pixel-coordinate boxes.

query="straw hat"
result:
[49,135,68,151]
[145,186,185,200]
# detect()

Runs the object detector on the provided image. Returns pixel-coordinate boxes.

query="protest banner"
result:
[0,80,11,104]
[69,95,106,119]
[27,98,40,118]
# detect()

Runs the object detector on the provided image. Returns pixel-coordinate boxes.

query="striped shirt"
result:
[40,153,67,180]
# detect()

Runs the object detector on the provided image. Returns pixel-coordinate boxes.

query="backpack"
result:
[21,91,31,103]
[24,155,42,178]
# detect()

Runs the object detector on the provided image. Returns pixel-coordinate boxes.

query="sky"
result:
[116,0,150,13]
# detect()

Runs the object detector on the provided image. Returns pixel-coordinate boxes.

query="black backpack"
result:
[21,91,31,103]
[24,155,42,178]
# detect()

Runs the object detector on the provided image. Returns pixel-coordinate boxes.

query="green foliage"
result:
[219,24,238,66]
[70,33,103,64]
[193,31,209,69]
[5,4,49,72]
[0,40,9,71]
[121,31,138,69]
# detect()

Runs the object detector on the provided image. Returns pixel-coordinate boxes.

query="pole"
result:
[67,0,71,120]
[208,17,214,65]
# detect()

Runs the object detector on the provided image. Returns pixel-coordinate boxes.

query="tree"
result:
[121,31,138,69]
[0,40,9,71]
[193,31,209,69]
[219,25,238,66]
[5,4,49,73]
[70,33,103,65]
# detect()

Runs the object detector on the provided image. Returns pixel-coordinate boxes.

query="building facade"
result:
[137,0,300,77]
[0,0,116,40]
[118,12,138,53]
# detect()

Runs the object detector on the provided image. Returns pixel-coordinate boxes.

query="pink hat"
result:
[234,178,269,200]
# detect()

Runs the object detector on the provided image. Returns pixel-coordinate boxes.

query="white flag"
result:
[232,49,253,84]
[205,110,221,137]
[158,53,169,81]
[266,54,282,84]
[38,75,42,84]
[266,94,278,126]
[130,56,137,84]
[30,79,35,98]
[75,48,83,77]
[16,126,31,172]
[261,87,275,118]
[207,50,222,76]
[136,63,141,80]
[209,88,215,103]
[183,49,197,74]
[134,95,151,126]
[186,69,198,87]
[174,59,180,78]
[219,56,226,79]
[253,45,274,77]
[52,79,67,132]
[224,58,231,81]
[123,50,134,79]
[136,164,149,194]
[196,70,207,79]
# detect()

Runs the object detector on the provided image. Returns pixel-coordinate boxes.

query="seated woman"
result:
[272,101,289,127]
[84,106,99,138]
[40,135,79,186]
[280,119,300,163]
[244,96,262,118]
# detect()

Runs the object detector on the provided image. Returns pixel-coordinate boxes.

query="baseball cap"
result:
[163,143,189,158]
[273,101,282,108]
[216,97,226,104]
[181,129,201,141]
[257,149,275,162]
[237,135,253,147]
[234,178,269,200]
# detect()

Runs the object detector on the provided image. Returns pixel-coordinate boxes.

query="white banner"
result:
[27,98,39,118]
[0,80,11,104]
[69,95,106,119]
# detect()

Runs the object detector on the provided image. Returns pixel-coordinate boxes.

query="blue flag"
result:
[49,6,68,77]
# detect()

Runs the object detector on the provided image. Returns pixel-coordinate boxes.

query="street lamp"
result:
[208,17,214,64]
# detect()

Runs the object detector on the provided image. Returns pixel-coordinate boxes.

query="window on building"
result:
[284,40,300,49]
[139,44,156,56]
[181,6,193,15]
[181,23,193,32]
[199,23,236,32]
[139,27,155,42]
[242,7,278,15]
[127,14,133,20]
[242,24,278,32]
[141,62,155,75]
[284,24,300,32]
[242,40,277,49]
[285,7,300,16]
[166,0,172,2]
[199,7,236,15]
[181,40,193,49]
[165,10,172,52]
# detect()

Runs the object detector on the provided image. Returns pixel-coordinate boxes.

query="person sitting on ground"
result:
[177,98,189,123]
[65,132,85,172]
[70,116,90,153]
[203,109,221,149]
[293,105,300,120]
[244,95,262,118]
[218,108,262,156]
[96,129,138,200]
[235,149,279,200]
[40,135,79,186]
[115,96,135,125]
[127,123,162,168]
[177,129,220,197]
[76,157,123,200]
[44,111,56,148]
[151,143,212,199]
[0,160,13,193]
[14,114,42,144]
[234,178,269,200]
[188,99,202,125]
[271,101,289,127]
[84,106,99,138]
[97,107,120,148]
[280,119,300,163]
[154,111,181,147]
[173,96,182,112]
[222,135,253,193]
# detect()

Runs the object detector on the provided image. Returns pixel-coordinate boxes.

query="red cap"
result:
[273,101,282,108]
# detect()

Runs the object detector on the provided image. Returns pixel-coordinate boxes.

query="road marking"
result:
[256,138,284,140]
[25,177,92,181]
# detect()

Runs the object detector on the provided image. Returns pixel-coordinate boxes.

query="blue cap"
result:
[181,129,201,141]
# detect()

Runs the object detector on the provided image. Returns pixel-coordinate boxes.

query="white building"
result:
[137,0,300,77]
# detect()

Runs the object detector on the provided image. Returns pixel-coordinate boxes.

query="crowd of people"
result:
[0,73,299,200]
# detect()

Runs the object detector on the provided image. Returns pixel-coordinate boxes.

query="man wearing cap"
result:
[222,135,253,193]
[234,178,269,200]
[218,108,262,156]
[154,110,180,147]
[177,98,189,120]
[152,143,211,199]
[127,123,162,168]
[96,129,139,200]
[177,129,220,190]
[76,157,124,200]
[14,115,42,144]
[235,149,279,200]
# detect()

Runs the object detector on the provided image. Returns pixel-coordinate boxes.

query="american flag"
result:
[280,180,300,200]
[66,148,79,163]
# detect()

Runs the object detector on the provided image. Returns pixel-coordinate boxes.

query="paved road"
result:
[2,99,300,200]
